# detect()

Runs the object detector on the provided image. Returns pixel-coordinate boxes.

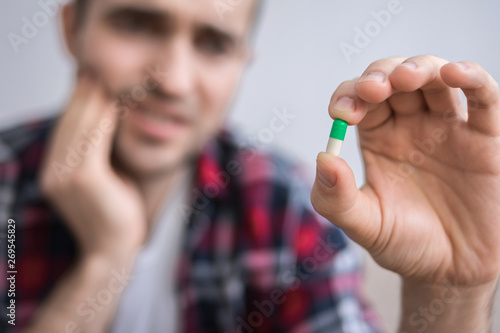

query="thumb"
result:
[310,152,380,248]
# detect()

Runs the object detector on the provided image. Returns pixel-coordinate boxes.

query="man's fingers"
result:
[341,56,427,131]
[329,56,478,133]
[328,79,370,125]
[44,67,119,182]
[310,152,381,249]
[441,61,500,136]
[75,73,119,163]
[329,79,394,131]
[389,55,464,117]
[354,56,406,103]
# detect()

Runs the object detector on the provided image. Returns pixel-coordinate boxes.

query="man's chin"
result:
[112,144,187,181]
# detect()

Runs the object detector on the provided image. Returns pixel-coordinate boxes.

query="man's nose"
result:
[148,37,194,99]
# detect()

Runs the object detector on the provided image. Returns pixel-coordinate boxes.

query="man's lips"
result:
[138,99,195,124]
[129,103,193,141]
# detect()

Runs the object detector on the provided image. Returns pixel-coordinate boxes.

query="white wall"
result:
[1,0,500,332]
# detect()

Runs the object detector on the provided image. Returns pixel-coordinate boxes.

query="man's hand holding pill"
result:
[310,55,500,332]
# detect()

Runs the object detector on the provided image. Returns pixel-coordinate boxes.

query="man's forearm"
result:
[23,252,137,333]
[398,278,498,333]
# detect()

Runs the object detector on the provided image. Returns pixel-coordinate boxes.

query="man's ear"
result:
[61,2,80,59]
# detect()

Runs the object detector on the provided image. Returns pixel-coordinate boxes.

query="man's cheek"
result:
[189,119,213,150]
[82,34,150,89]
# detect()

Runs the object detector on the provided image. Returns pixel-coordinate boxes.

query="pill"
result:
[326,119,347,156]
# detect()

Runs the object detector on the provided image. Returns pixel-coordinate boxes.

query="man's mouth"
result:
[140,107,186,123]
[129,104,192,142]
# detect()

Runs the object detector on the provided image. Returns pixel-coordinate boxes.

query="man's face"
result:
[67,0,255,178]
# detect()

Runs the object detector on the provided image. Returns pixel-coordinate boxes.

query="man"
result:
[1,0,499,332]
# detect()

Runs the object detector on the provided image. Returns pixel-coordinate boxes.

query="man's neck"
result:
[135,164,194,234]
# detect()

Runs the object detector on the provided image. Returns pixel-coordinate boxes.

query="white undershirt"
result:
[109,172,192,333]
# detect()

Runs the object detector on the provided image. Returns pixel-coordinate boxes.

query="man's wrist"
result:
[79,246,140,274]
[399,277,499,333]
[24,248,139,333]
[80,236,143,263]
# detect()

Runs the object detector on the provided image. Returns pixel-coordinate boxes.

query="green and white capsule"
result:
[326,119,348,156]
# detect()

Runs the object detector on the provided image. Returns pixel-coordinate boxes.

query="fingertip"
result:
[328,97,369,126]
[442,62,494,93]
[316,152,353,186]
[440,62,471,88]
[311,152,363,233]
[355,78,392,104]
[317,151,337,166]
[316,159,337,188]
[454,61,469,71]
[328,96,355,123]
[389,62,422,92]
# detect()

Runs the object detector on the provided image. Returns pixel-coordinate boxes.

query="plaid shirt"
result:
[0,115,384,333]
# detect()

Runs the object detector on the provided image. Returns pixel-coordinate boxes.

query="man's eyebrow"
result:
[198,24,240,44]
[102,5,170,22]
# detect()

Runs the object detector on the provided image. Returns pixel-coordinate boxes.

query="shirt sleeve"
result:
[0,118,75,333]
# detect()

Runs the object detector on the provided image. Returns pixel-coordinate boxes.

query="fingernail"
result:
[400,61,417,69]
[455,62,468,70]
[360,72,385,83]
[333,97,356,112]
[316,159,337,188]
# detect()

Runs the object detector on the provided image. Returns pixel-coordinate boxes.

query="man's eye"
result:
[197,36,230,55]
[113,18,146,32]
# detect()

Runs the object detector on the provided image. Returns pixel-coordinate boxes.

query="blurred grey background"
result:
[1,0,499,331]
